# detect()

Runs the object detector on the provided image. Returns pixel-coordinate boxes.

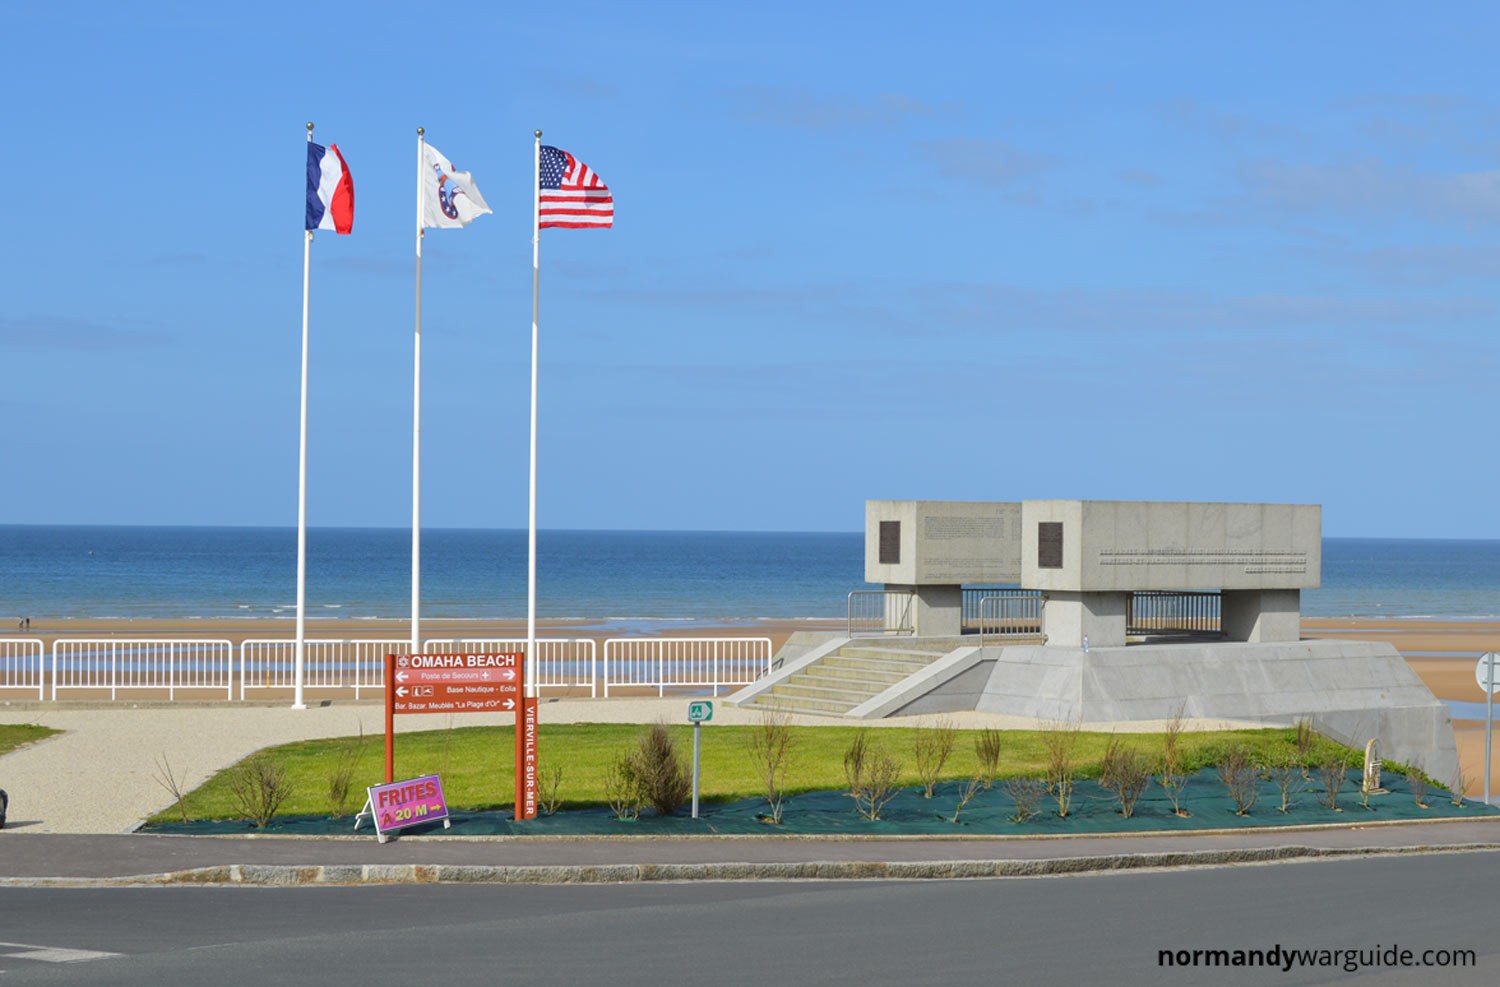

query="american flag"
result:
[538,145,613,229]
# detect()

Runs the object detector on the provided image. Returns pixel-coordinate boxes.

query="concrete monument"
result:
[733,498,1459,785]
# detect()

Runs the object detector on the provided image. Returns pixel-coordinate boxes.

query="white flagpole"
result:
[294,120,314,710]
[412,127,426,657]
[528,131,542,699]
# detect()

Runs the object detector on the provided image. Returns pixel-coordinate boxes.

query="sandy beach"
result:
[3,615,842,659]
[9,614,1496,703]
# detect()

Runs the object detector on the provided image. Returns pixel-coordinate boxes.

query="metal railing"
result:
[847,590,915,637]
[3,636,769,703]
[0,638,45,700]
[1126,591,1221,636]
[51,638,234,700]
[977,592,1046,649]
[964,587,1041,628]
[424,638,597,696]
[602,637,772,697]
[240,639,406,700]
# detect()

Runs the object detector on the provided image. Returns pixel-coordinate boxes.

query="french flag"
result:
[306,142,354,234]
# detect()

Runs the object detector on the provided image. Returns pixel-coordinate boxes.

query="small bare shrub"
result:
[152,754,191,824]
[1041,719,1081,818]
[228,758,291,829]
[629,722,690,816]
[975,728,1003,789]
[747,709,796,824]
[603,752,642,821]
[1267,752,1306,814]
[327,725,367,817]
[539,766,563,816]
[843,730,871,797]
[913,717,957,799]
[1162,703,1186,768]
[1217,745,1260,816]
[1294,719,1317,776]
[1105,746,1151,819]
[1005,777,1046,823]
[1449,771,1471,808]
[1098,734,1126,792]
[850,746,902,821]
[1318,755,1351,811]
[1160,708,1190,817]
[1410,774,1429,810]
[947,776,984,824]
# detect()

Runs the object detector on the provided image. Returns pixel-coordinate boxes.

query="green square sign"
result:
[687,701,713,723]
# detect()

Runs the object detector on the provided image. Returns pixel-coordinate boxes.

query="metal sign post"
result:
[688,701,713,819]
[1478,653,1499,806]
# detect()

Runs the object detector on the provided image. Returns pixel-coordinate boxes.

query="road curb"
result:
[4,842,1498,888]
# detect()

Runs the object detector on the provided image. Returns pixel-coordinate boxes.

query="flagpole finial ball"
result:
[417,127,424,136]
[535,129,542,138]
[306,121,314,133]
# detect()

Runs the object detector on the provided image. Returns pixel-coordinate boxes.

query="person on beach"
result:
[0,789,7,830]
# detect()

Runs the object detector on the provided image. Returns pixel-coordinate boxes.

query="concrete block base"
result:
[1223,589,1301,642]
[881,638,1458,785]
[884,584,963,637]
[1042,591,1127,648]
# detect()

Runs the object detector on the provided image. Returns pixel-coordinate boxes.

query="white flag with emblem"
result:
[420,144,491,229]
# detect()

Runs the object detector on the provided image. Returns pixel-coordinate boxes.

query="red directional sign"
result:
[383,652,536,822]
[390,653,521,713]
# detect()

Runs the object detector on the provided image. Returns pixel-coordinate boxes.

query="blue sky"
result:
[3,3,1497,537]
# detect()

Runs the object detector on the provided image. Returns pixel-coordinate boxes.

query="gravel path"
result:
[0,699,1256,834]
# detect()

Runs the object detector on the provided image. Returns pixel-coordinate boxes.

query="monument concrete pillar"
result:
[885,584,962,637]
[1222,589,1301,643]
[1042,591,1127,648]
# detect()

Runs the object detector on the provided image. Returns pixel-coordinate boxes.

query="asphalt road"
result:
[0,852,1497,985]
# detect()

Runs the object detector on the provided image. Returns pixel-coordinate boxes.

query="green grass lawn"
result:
[0,724,59,757]
[152,722,1364,823]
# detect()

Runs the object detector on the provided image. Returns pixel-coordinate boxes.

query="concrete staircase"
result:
[746,642,953,717]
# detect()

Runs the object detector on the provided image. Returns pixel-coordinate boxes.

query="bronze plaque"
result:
[879,521,901,565]
[1038,522,1063,569]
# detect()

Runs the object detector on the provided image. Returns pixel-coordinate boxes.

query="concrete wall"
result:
[966,639,1458,785]
[865,500,1022,586]
[1021,500,1321,593]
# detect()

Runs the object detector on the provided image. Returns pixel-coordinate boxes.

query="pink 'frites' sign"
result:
[364,775,449,838]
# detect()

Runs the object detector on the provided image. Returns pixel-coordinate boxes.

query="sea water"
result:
[2,527,1498,623]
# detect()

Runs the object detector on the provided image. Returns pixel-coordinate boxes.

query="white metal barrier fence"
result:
[240,639,408,700]
[602,637,772,697]
[0,638,45,700]
[424,639,598,697]
[12,636,770,702]
[51,639,234,700]
[847,590,915,637]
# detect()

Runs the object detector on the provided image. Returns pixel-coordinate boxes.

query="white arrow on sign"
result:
[396,686,408,698]
[396,671,409,683]
[503,698,516,710]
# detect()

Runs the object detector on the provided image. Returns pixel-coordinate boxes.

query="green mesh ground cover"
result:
[144,768,1497,837]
